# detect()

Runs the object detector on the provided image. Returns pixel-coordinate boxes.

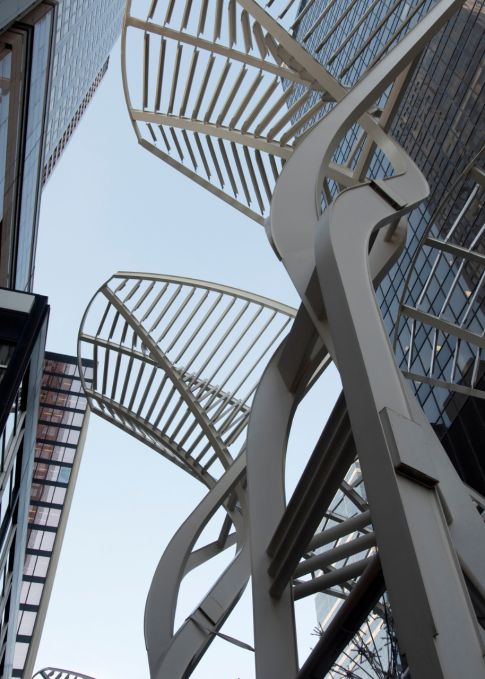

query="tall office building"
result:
[289,0,485,665]
[42,0,124,185]
[0,2,57,293]
[0,287,49,679]
[0,0,124,292]
[13,352,92,679]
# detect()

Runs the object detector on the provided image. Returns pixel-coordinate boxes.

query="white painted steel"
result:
[120,0,417,223]
[115,0,485,677]
[263,0,485,675]
[77,272,295,679]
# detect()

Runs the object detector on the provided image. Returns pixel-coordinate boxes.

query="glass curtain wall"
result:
[13,353,92,679]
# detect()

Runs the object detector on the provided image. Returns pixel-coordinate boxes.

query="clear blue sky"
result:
[32,35,341,679]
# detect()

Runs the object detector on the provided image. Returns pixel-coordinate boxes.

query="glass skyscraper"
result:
[0,3,57,293]
[0,0,124,293]
[42,0,125,186]
[13,352,93,679]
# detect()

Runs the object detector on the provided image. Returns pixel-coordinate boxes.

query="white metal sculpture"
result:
[85,0,485,677]
[78,273,297,677]
[32,669,97,679]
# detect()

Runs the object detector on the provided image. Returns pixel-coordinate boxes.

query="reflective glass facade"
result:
[0,0,124,293]
[0,5,56,292]
[0,287,49,679]
[13,353,93,679]
[43,0,124,181]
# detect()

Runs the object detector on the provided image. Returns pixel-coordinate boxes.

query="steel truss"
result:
[90,0,485,677]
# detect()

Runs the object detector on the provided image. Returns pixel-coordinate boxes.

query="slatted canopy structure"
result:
[78,272,296,485]
[77,272,299,677]
[120,0,434,223]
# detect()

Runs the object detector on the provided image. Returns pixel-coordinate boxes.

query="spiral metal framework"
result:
[78,273,300,677]
[76,0,485,677]
[32,669,97,679]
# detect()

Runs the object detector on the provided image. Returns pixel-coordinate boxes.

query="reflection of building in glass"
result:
[13,352,92,679]
[0,287,49,679]
[0,4,57,292]
[42,0,124,187]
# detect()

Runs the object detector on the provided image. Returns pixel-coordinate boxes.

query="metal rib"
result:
[170,127,185,161]
[157,288,196,342]
[228,70,263,130]
[154,38,166,112]
[143,33,150,109]
[253,83,295,137]
[252,21,267,60]
[231,143,251,205]
[180,0,194,30]
[213,0,223,42]
[158,125,171,151]
[192,54,215,119]
[241,76,279,133]
[164,0,176,24]
[326,0,381,67]
[267,89,311,141]
[228,0,237,47]
[168,43,183,114]
[204,59,231,123]
[241,10,252,53]
[302,0,339,44]
[149,284,183,333]
[315,0,361,53]
[339,0,405,78]
[197,0,209,35]
[206,135,225,187]
[194,131,211,178]
[179,49,199,116]
[182,129,198,170]
[216,65,247,126]
[255,150,271,201]
[279,97,327,146]
[218,139,238,196]
[243,147,264,213]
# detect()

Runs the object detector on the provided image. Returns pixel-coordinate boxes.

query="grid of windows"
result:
[12,354,92,678]
[376,2,485,431]
[43,0,125,173]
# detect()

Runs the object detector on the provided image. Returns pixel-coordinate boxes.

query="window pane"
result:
[17,611,36,636]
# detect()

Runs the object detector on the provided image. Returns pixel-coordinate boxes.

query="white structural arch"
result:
[116,0,485,678]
